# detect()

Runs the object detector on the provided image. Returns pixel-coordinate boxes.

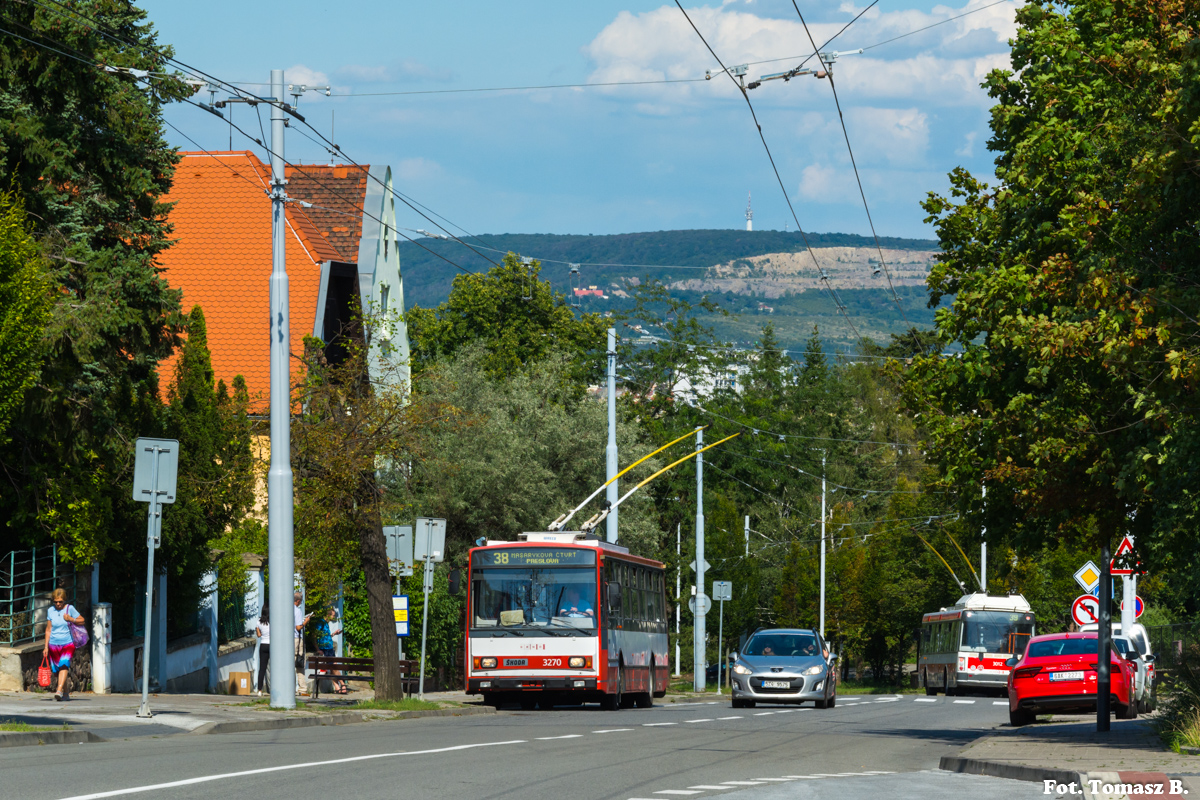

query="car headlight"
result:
[803,665,824,676]
[733,664,752,675]
[479,657,497,669]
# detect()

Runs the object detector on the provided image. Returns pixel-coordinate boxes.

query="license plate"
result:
[1049,671,1084,682]
[762,680,790,689]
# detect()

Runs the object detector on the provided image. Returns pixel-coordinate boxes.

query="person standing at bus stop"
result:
[294,592,312,694]
[42,588,84,701]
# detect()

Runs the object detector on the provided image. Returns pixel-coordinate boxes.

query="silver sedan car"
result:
[729,628,838,709]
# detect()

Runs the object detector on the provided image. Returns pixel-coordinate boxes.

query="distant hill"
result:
[397,229,938,309]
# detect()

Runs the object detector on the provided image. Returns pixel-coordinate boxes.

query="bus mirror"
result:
[607,582,622,610]
[448,569,461,596]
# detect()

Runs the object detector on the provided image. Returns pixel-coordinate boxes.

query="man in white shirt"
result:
[294,592,311,694]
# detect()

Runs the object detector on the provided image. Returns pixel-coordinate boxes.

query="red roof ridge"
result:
[287,205,345,263]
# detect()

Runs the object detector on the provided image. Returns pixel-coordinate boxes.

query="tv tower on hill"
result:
[745,192,753,231]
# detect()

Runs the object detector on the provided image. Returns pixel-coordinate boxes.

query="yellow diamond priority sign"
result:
[1074,561,1101,594]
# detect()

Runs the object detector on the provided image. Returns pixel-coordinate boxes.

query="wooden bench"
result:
[306,656,419,700]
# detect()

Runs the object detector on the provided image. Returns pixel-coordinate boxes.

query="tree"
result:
[910,0,1200,567]
[292,327,458,700]
[0,2,191,568]
[160,307,255,637]
[0,191,52,438]
[405,252,608,385]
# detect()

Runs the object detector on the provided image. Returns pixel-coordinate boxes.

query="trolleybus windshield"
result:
[960,610,1035,654]
[472,566,598,630]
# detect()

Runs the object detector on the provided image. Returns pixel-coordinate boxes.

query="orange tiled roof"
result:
[158,151,350,409]
[285,164,369,262]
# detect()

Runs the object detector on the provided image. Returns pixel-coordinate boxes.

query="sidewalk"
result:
[942,716,1200,797]
[0,686,491,746]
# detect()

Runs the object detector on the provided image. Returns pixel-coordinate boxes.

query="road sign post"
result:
[1098,543,1112,732]
[132,438,178,719]
[415,518,446,699]
[712,581,732,695]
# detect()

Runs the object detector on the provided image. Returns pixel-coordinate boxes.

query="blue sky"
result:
[145,1,1018,240]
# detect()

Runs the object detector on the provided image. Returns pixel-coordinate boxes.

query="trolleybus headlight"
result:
[733,664,752,675]
[803,665,823,676]
[569,657,586,668]
[479,657,498,669]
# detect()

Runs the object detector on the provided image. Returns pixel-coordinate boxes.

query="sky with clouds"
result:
[145,0,1018,240]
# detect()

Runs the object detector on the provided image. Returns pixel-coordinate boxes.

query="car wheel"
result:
[732,698,746,709]
[827,693,835,709]
[815,696,827,709]
[925,686,938,696]
[1117,701,1138,720]
[1009,707,1033,727]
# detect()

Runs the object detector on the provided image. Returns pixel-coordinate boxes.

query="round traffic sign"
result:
[1121,596,1145,618]
[689,593,712,615]
[1071,594,1101,626]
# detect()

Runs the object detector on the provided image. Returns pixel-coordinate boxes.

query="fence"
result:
[218,588,248,644]
[1147,622,1200,672]
[0,546,77,645]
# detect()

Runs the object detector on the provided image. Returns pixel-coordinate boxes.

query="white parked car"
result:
[1081,622,1156,713]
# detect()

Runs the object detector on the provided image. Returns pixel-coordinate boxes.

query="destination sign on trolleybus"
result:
[471,548,597,567]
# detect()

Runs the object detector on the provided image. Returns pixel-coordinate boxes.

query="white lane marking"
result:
[753,712,775,716]
[593,728,633,733]
[753,778,794,781]
[993,701,1007,706]
[721,781,766,786]
[953,700,975,704]
[58,739,528,800]
[775,709,797,713]
[643,722,677,726]
[536,735,583,740]
[685,718,714,723]
[717,716,742,720]
[781,776,820,779]
[654,791,703,795]
[706,702,718,705]
[914,698,937,703]
[688,786,734,791]
[859,771,896,775]
[873,698,900,703]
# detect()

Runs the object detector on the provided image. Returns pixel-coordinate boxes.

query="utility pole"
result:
[267,68,296,710]
[693,428,706,692]
[980,484,987,592]
[675,522,681,677]
[819,451,826,640]
[1098,540,1112,731]
[1120,535,1135,644]
[744,515,749,557]
[606,328,618,543]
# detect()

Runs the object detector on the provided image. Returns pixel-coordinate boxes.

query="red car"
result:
[1007,632,1138,726]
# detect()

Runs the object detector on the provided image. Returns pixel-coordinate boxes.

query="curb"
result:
[940,754,1083,785]
[193,705,496,735]
[0,730,107,748]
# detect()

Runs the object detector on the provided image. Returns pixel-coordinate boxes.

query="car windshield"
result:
[743,633,820,658]
[1028,638,1103,658]
[471,567,597,630]
[960,610,1036,654]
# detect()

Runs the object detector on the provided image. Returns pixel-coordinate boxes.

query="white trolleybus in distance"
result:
[465,532,669,710]
[919,593,1036,696]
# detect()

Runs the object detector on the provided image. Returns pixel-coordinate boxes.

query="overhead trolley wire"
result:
[789,1,910,327]
[671,0,861,341]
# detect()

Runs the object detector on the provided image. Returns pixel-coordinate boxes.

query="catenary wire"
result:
[672,0,862,341]
[790,1,910,327]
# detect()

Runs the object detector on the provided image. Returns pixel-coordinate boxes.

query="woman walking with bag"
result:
[42,588,84,701]
[255,605,271,696]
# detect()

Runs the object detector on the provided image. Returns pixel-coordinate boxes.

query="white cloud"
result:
[797,163,856,203]
[956,131,977,157]
[336,59,454,84]
[844,107,929,165]
[284,64,330,89]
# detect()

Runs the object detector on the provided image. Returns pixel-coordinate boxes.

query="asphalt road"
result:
[2,693,1048,800]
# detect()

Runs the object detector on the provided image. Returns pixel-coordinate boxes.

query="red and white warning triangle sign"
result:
[1110,535,1140,576]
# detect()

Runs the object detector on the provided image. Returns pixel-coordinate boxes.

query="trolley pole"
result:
[267,67,297,710]
[693,428,706,692]
[606,328,619,543]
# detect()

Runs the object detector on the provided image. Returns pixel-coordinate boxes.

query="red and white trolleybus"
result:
[465,531,668,710]
[919,593,1036,695]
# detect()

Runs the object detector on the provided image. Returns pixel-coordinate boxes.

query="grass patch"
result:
[837,680,922,695]
[0,719,67,732]
[232,698,309,710]
[353,697,442,713]
[1159,708,1200,754]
